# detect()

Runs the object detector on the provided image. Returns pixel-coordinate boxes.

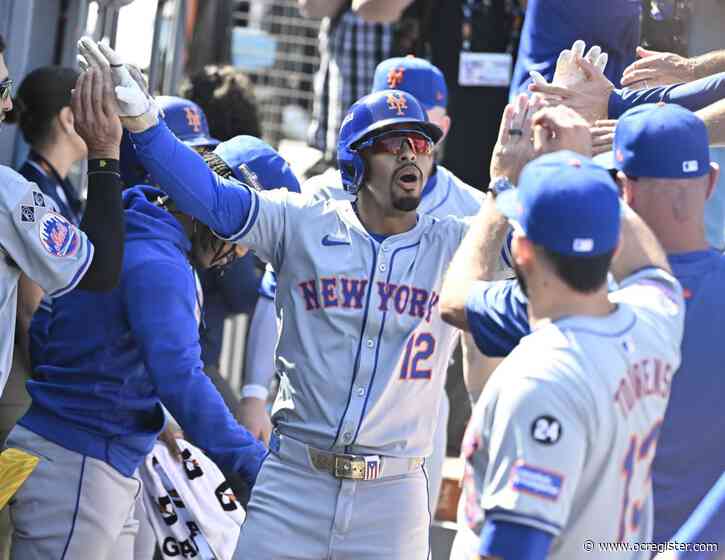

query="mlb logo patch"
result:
[20,205,35,223]
[510,462,564,501]
[682,160,699,173]
[39,212,80,257]
[572,238,594,253]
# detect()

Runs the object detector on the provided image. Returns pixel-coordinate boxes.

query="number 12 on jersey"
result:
[400,332,436,380]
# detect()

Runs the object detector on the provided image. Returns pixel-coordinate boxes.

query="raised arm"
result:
[622,47,725,89]
[78,39,252,239]
[697,97,725,146]
[439,95,537,330]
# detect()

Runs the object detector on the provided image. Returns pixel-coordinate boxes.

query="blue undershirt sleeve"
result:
[609,72,725,119]
[130,121,252,238]
[479,519,553,560]
[464,280,531,357]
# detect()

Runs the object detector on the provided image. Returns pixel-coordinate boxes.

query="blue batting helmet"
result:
[337,89,443,194]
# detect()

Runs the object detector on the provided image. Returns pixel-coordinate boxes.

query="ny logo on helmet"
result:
[387,67,405,88]
[387,93,408,116]
[184,107,202,133]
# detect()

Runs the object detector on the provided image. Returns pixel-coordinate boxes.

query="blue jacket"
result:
[21,186,266,485]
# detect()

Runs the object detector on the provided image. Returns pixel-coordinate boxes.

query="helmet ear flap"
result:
[339,145,366,195]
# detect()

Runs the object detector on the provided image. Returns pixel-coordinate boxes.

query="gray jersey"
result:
[0,166,93,395]
[223,184,490,457]
[460,268,684,559]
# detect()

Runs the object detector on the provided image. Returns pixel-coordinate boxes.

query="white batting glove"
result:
[530,39,608,87]
[77,37,160,133]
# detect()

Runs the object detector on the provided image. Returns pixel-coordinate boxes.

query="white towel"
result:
[139,439,245,559]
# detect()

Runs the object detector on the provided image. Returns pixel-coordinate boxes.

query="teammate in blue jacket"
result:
[4,135,290,558]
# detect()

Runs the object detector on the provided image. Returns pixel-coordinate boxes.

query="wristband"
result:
[242,384,269,401]
[88,158,120,175]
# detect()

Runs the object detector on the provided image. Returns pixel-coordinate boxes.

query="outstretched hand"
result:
[529,56,613,125]
[621,46,695,89]
[77,37,160,132]
[532,105,593,158]
[490,93,546,184]
[71,66,122,160]
[530,39,609,88]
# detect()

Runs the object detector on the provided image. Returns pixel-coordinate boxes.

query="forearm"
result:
[692,50,725,80]
[130,121,251,238]
[610,204,671,282]
[440,195,510,330]
[696,97,725,146]
[244,296,278,394]
[351,0,414,23]
[298,0,347,18]
[462,333,503,402]
[77,159,124,291]
[15,274,43,369]
[159,365,266,487]
[609,72,725,119]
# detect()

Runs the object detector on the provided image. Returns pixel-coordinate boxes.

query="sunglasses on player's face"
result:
[370,131,433,156]
[0,79,12,103]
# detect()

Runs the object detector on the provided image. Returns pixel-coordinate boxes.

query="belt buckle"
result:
[334,454,381,480]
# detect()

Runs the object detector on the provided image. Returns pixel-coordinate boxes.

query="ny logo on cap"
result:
[387,92,408,116]
[184,107,202,133]
[387,67,405,88]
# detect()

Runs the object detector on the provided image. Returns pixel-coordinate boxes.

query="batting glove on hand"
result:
[77,37,160,133]
[530,39,609,88]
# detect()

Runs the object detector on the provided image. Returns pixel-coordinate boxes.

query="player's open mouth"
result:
[394,165,422,190]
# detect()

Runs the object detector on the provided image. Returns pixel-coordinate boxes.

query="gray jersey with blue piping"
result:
[0,166,93,396]
[224,185,486,457]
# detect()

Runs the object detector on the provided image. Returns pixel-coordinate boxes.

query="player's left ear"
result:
[706,162,720,201]
[58,106,76,136]
[617,171,635,206]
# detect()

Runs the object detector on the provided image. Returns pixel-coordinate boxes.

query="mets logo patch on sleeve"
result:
[509,461,564,501]
[39,212,80,257]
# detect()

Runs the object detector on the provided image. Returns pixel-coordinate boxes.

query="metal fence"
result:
[231,0,321,146]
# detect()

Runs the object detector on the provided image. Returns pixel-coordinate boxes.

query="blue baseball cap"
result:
[497,151,621,256]
[156,96,219,148]
[372,56,448,111]
[213,136,301,193]
[600,103,710,178]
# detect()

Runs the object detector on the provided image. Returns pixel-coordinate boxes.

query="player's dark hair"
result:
[0,33,5,53]
[180,65,261,141]
[202,151,234,179]
[6,66,79,146]
[540,247,615,293]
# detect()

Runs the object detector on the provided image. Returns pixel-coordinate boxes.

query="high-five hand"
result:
[77,37,160,132]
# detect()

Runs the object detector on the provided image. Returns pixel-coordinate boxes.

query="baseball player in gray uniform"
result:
[239,56,508,514]
[0,38,124,399]
[441,144,685,558]
[82,40,511,558]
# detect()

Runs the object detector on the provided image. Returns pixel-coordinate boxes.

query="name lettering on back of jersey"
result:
[509,461,564,501]
[531,415,562,445]
[613,357,673,418]
[298,277,439,322]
